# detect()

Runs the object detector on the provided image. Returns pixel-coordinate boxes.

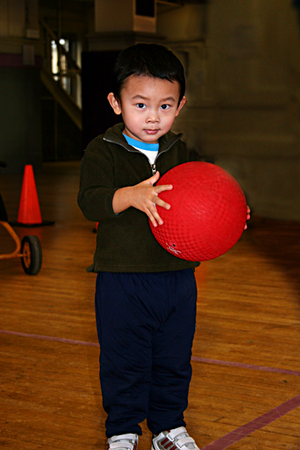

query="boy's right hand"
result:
[112,171,173,227]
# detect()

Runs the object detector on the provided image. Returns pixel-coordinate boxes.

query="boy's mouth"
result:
[145,129,159,135]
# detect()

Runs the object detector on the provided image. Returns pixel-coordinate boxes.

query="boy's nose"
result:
[146,111,159,123]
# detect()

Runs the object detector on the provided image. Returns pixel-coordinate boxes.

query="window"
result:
[51,39,70,94]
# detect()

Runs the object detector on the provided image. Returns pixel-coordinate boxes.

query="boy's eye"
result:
[136,103,146,109]
[161,104,170,110]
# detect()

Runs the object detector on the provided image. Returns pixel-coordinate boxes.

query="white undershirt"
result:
[123,134,159,165]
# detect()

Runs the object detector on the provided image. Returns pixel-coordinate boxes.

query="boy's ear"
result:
[107,93,122,115]
[175,96,186,117]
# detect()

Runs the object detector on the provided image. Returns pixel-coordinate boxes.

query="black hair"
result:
[112,43,186,105]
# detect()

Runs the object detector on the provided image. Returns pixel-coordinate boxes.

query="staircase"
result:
[40,67,82,130]
[40,19,82,131]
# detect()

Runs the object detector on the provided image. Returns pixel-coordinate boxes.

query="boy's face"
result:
[107,74,186,144]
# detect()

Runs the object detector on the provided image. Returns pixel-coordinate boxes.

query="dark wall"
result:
[41,84,83,162]
[0,66,43,174]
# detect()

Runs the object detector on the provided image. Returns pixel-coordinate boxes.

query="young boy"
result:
[78,43,202,450]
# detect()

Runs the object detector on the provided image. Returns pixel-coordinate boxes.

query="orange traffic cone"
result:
[12,165,54,227]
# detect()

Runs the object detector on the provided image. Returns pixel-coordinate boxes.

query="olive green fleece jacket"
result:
[78,123,201,273]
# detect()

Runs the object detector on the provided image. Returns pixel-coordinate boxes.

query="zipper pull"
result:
[151,163,157,175]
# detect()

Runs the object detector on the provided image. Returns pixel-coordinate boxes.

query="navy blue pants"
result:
[95,269,197,437]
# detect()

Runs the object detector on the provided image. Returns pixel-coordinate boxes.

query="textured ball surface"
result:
[149,162,247,261]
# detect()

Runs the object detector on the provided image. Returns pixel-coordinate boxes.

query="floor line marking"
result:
[200,394,300,450]
[0,329,99,347]
[2,329,300,448]
[192,356,300,377]
[1,329,300,377]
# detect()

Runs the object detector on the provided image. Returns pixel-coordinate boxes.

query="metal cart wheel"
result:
[21,235,42,275]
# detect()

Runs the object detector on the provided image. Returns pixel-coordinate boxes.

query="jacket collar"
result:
[103,123,183,154]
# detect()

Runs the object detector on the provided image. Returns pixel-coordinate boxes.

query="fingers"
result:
[246,206,251,220]
[146,191,171,227]
[143,188,171,228]
[149,170,160,185]
[244,206,251,230]
[155,183,173,195]
[144,174,173,225]
[145,171,173,195]
[148,172,173,193]
[127,172,174,227]
[147,206,163,228]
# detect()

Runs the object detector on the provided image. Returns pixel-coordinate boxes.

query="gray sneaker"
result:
[107,433,139,450]
[152,427,199,450]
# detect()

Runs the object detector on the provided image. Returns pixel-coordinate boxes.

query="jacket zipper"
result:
[103,136,181,176]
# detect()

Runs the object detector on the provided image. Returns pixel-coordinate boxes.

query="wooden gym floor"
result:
[0,161,299,449]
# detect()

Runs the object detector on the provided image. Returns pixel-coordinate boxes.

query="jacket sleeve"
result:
[77,139,120,222]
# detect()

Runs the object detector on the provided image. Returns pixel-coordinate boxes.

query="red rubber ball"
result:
[149,162,247,261]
